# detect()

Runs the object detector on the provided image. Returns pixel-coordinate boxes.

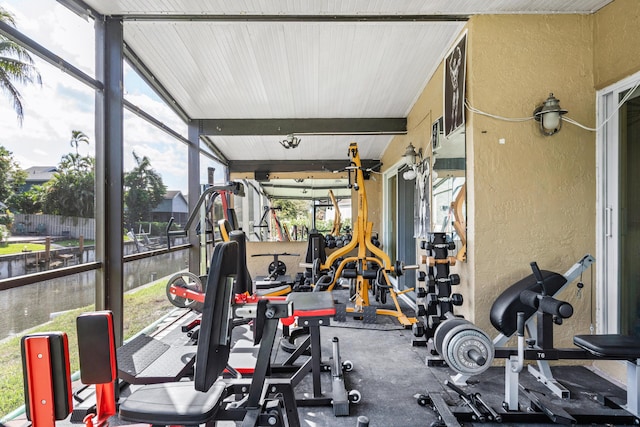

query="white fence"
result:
[12,214,95,240]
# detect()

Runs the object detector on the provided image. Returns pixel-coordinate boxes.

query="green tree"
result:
[0,145,26,204]
[6,187,42,214]
[124,152,166,227]
[41,133,95,218]
[0,6,42,125]
[273,199,309,222]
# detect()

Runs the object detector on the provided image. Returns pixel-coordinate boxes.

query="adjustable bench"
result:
[229,291,359,416]
[574,334,640,418]
[492,261,640,422]
[423,258,640,426]
[274,291,359,416]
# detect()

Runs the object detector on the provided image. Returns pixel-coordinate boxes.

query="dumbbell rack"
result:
[411,233,462,363]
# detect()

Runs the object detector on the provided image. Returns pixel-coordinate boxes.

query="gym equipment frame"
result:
[315,143,417,326]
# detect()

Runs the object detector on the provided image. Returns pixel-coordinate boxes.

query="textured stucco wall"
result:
[593,0,640,89]
[466,14,596,345]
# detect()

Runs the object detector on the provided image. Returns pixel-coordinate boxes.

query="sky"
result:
[0,0,223,194]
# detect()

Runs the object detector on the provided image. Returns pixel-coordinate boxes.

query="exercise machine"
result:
[421,255,640,425]
[166,181,244,268]
[163,182,245,310]
[251,252,299,289]
[164,230,359,417]
[253,206,291,242]
[312,143,417,326]
[78,243,300,426]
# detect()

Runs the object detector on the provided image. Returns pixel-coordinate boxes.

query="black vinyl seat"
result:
[574,334,640,359]
[119,382,226,425]
[119,241,238,425]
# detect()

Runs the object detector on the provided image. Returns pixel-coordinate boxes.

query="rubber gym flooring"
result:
[7,290,637,427]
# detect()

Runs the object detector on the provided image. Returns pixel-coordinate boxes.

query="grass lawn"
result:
[0,276,175,420]
[0,243,46,255]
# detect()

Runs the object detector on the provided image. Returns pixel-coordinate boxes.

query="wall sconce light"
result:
[279,134,301,149]
[533,93,568,136]
[402,142,422,180]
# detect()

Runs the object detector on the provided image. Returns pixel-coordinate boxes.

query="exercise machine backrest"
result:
[306,232,327,265]
[21,332,73,424]
[195,241,238,392]
[229,230,252,295]
[490,270,567,336]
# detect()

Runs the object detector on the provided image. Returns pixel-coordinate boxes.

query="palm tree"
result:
[70,130,89,154]
[0,7,42,125]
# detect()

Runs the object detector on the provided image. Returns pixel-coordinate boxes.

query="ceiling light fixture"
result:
[279,134,301,149]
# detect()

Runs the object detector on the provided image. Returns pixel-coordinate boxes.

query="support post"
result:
[95,16,124,345]
[188,121,201,277]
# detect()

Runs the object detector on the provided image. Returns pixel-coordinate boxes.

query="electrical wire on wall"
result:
[463,78,640,132]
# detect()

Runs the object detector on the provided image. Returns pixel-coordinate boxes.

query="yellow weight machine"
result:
[316,143,417,326]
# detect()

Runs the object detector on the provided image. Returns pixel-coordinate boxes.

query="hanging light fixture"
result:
[402,142,423,180]
[533,93,568,136]
[279,134,301,149]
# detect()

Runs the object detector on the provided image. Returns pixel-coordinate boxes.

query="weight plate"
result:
[268,260,287,276]
[165,272,204,311]
[446,329,494,375]
[433,317,468,355]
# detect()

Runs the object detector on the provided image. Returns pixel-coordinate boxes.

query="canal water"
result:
[0,251,188,341]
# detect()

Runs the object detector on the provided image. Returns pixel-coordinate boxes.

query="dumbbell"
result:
[427,273,460,286]
[426,293,463,307]
[412,321,426,337]
[420,240,456,251]
[416,301,428,316]
[325,235,336,248]
[423,256,457,267]
[427,314,442,330]
[416,283,427,298]
[394,260,420,276]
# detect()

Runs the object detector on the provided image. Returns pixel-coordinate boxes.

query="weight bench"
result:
[426,256,640,425]
[573,334,640,418]
[230,291,359,416]
[275,291,359,416]
[494,261,640,422]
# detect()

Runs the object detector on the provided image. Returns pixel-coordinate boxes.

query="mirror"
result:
[431,118,466,261]
[237,178,352,242]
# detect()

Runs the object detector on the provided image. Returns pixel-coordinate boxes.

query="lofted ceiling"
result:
[74,0,612,177]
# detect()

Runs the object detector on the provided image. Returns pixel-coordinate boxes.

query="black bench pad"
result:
[574,334,640,359]
[119,380,226,425]
[490,270,566,336]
